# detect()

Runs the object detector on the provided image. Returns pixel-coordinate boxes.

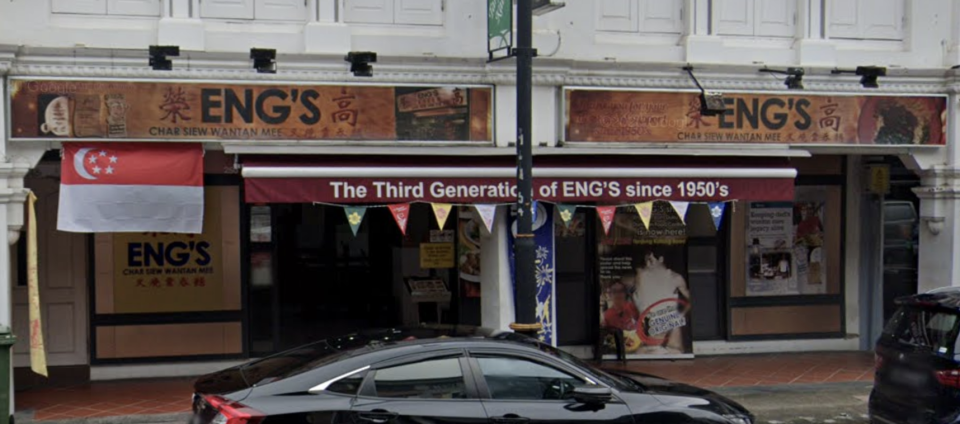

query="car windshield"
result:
[883,306,960,357]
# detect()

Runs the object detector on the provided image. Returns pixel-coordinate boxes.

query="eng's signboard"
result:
[8,79,493,143]
[565,89,947,146]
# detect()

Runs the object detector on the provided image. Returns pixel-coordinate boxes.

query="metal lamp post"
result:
[510,0,539,337]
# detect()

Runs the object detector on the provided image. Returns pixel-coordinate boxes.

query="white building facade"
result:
[0,0,959,390]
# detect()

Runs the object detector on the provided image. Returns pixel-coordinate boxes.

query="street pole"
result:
[510,0,540,338]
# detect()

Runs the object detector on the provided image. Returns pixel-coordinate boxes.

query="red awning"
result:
[240,155,797,204]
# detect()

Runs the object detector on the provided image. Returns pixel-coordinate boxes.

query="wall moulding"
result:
[1,47,950,94]
[6,64,950,95]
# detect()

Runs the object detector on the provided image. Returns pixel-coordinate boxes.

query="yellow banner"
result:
[27,191,47,377]
[432,203,453,230]
[634,201,654,231]
[112,190,224,313]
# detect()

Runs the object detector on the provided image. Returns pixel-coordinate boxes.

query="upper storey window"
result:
[200,0,307,21]
[52,0,161,17]
[596,0,684,34]
[826,0,905,41]
[343,0,444,26]
[712,0,796,38]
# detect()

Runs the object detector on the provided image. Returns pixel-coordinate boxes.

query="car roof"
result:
[896,287,960,312]
[250,324,549,365]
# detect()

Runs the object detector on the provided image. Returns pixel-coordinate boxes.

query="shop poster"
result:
[458,207,482,298]
[598,202,693,359]
[746,187,826,296]
[508,202,556,346]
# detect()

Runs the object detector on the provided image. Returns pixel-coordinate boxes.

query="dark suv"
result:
[870,287,960,424]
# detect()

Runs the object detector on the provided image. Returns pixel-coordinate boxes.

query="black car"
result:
[191,325,753,424]
[870,288,960,424]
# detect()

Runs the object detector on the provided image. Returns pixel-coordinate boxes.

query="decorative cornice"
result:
[0,188,31,205]
[2,50,953,94]
[912,185,960,200]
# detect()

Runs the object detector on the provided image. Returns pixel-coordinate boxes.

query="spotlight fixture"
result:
[345,51,377,77]
[760,67,804,90]
[831,66,887,88]
[250,48,277,74]
[683,65,726,116]
[149,45,179,71]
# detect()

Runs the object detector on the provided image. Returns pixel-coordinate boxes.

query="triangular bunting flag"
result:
[556,204,576,228]
[597,206,617,236]
[344,206,367,236]
[474,204,497,234]
[634,201,654,230]
[388,203,410,235]
[670,201,690,224]
[708,202,726,230]
[432,203,453,230]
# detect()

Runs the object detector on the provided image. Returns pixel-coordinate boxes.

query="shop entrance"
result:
[14,166,90,385]
[247,203,476,356]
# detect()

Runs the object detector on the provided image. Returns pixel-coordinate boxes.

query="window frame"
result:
[355,349,481,401]
[464,349,608,403]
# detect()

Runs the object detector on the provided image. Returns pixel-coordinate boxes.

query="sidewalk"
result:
[14,351,875,423]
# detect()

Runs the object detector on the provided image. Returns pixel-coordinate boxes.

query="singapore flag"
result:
[57,142,204,233]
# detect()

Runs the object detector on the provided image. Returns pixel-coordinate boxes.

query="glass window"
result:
[325,371,366,396]
[476,356,586,401]
[373,357,467,399]
[884,306,960,356]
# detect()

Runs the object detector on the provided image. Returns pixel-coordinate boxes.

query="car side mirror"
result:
[572,386,613,404]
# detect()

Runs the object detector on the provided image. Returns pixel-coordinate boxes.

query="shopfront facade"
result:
[0,50,956,389]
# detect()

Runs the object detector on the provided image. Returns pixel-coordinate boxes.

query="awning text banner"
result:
[244,176,795,204]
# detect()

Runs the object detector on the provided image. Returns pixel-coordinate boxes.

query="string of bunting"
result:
[313,199,738,237]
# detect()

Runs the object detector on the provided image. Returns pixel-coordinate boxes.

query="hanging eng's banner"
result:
[598,201,692,359]
[508,202,556,346]
[111,189,224,314]
[8,79,492,142]
[565,89,947,146]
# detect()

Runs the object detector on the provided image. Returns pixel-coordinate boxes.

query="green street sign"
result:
[488,0,512,60]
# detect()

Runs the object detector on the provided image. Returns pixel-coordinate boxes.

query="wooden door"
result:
[12,178,89,367]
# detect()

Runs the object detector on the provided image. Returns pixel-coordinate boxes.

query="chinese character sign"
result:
[566,90,946,146]
[111,190,224,313]
[9,80,493,143]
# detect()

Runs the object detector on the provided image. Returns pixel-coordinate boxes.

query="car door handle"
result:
[357,410,398,423]
[492,414,530,423]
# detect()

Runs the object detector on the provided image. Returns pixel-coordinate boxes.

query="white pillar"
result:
[494,83,516,148]
[796,0,836,66]
[682,0,723,63]
[304,0,351,54]
[914,92,960,292]
[480,206,514,331]
[158,0,204,50]
[914,169,960,292]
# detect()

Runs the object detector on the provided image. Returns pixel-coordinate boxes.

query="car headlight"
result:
[723,414,752,424]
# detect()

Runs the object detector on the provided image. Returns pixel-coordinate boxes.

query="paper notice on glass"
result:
[250,206,271,242]
[746,202,798,296]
